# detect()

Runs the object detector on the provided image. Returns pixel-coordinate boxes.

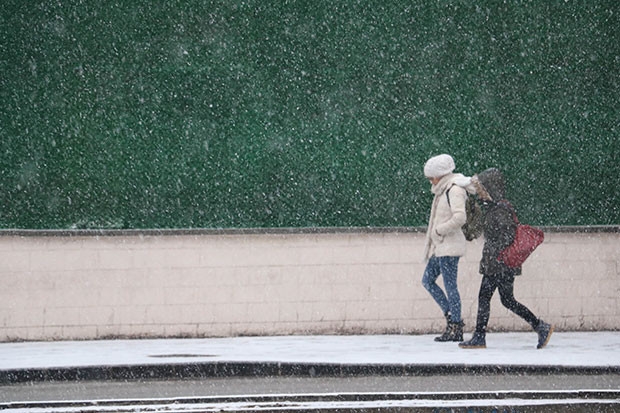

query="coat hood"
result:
[476,168,506,201]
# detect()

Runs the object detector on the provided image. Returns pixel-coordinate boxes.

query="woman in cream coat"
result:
[422,154,472,342]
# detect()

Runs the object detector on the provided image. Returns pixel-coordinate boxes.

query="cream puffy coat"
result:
[423,173,472,261]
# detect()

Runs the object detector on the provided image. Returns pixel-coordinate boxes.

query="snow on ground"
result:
[0,331,618,371]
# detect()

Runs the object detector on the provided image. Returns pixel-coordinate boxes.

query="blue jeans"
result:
[422,256,461,323]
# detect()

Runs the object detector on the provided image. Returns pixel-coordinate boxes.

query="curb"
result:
[2,362,620,384]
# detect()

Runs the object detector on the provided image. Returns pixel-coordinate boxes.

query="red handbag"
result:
[497,201,544,268]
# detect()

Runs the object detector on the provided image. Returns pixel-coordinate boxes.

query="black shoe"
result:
[435,321,464,342]
[459,332,486,349]
[536,321,554,349]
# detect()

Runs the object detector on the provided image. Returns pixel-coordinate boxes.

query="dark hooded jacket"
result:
[477,168,521,276]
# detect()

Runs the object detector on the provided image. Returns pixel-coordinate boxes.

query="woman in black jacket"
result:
[459,168,553,349]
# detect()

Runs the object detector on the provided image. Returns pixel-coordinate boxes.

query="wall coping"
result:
[0,225,618,237]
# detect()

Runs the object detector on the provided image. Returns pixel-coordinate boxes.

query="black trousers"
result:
[475,272,540,334]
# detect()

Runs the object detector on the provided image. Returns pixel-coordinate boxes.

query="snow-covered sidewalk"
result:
[0,331,618,381]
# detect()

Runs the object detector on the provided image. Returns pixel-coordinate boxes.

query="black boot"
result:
[536,321,554,349]
[459,332,486,349]
[434,313,451,342]
[435,321,464,342]
[452,321,464,342]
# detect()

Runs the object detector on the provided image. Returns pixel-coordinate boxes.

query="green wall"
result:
[1,1,618,229]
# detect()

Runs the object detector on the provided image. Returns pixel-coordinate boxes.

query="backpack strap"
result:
[445,184,456,208]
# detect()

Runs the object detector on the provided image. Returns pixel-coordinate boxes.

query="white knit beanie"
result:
[424,154,456,178]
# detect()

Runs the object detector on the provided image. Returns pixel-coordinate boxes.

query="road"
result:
[2,373,620,403]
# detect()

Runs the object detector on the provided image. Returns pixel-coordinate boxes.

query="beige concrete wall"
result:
[0,229,618,342]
